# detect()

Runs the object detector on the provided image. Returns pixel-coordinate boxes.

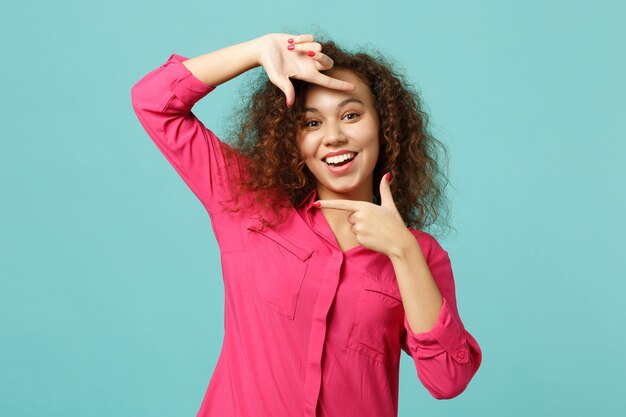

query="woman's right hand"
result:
[255,33,356,107]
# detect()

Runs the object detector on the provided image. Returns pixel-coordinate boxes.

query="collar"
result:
[298,187,337,245]
[300,188,318,213]
[296,188,322,229]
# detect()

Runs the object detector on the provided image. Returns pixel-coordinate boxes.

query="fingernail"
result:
[313,201,321,208]
[288,38,294,44]
[307,51,315,57]
[288,44,295,50]
[385,172,390,181]
[286,98,290,107]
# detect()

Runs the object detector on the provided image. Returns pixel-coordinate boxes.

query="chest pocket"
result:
[245,219,314,320]
[345,275,405,366]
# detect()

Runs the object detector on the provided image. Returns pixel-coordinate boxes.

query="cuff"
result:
[403,296,469,364]
[161,53,215,108]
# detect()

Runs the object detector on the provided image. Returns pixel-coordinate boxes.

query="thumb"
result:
[276,75,295,107]
[379,172,396,209]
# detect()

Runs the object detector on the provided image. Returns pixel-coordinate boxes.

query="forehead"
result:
[302,69,374,107]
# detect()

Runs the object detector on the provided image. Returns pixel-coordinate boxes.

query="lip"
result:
[321,150,358,161]
[324,152,357,175]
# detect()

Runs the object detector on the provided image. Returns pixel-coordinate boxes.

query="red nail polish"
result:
[288,38,294,44]
[288,44,295,50]
[307,51,315,57]
[385,172,390,181]
[313,201,321,208]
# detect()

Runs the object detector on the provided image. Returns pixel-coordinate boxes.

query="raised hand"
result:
[256,33,356,107]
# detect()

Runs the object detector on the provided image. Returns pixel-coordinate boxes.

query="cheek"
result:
[364,132,380,160]
[297,135,320,161]
[296,138,308,159]
[367,144,381,171]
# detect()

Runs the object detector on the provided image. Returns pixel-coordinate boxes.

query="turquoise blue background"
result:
[1,0,624,416]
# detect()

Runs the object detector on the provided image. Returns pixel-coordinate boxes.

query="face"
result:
[296,69,380,202]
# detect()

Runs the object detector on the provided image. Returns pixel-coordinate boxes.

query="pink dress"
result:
[131,53,482,417]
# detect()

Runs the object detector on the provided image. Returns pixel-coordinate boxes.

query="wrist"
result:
[388,230,420,261]
[249,35,270,67]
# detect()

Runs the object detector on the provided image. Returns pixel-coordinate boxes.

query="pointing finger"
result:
[313,199,367,211]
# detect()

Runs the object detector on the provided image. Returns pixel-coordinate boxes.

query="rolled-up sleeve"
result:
[401,236,482,399]
[130,53,245,215]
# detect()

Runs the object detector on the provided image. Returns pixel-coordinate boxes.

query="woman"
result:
[131,32,481,417]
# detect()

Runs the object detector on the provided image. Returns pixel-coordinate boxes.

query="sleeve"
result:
[400,233,482,399]
[130,53,247,215]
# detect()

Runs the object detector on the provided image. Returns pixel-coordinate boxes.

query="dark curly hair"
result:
[218,36,453,238]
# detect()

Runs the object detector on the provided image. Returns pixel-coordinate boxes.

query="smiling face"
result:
[296,68,380,203]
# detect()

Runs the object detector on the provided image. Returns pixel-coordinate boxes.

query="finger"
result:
[308,51,334,71]
[283,78,295,107]
[379,171,396,208]
[291,33,315,44]
[309,72,356,91]
[287,41,322,53]
[315,199,366,211]
[269,73,295,106]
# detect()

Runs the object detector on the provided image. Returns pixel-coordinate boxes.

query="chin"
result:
[324,180,361,194]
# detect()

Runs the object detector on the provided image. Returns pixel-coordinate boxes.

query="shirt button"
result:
[456,350,466,360]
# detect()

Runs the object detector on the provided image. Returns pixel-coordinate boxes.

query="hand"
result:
[256,33,356,106]
[314,173,413,257]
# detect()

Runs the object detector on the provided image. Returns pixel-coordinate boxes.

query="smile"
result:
[324,153,357,174]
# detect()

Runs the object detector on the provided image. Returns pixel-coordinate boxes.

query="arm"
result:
[390,231,443,334]
[393,231,482,399]
[180,39,260,87]
[130,34,354,214]
[129,39,263,214]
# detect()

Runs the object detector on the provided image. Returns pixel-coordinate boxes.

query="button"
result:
[456,350,466,360]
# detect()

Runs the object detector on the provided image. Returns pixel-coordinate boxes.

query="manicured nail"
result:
[288,38,294,44]
[288,44,295,50]
[385,172,390,181]
[307,51,315,57]
[313,201,321,208]
[286,98,290,107]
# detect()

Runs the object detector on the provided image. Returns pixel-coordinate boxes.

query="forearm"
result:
[389,232,443,334]
[181,36,263,87]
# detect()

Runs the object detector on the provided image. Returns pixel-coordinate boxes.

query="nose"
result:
[323,120,347,146]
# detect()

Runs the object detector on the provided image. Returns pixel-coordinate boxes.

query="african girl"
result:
[131,32,482,417]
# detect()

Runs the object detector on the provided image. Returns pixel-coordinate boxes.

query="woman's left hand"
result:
[314,173,414,257]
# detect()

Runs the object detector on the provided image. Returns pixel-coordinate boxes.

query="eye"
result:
[302,119,320,128]
[343,112,360,120]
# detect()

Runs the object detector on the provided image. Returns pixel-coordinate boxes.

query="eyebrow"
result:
[303,98,365,113]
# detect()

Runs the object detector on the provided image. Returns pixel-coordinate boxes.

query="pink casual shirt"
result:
[131,53,482,417]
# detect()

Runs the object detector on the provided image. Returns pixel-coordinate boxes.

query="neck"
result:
[315,183,374,228]
[316,185,373,204]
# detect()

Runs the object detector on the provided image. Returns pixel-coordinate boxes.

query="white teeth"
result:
[324,152,356,165]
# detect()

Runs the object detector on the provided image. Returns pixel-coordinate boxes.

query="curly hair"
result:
[218,37,453,237]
